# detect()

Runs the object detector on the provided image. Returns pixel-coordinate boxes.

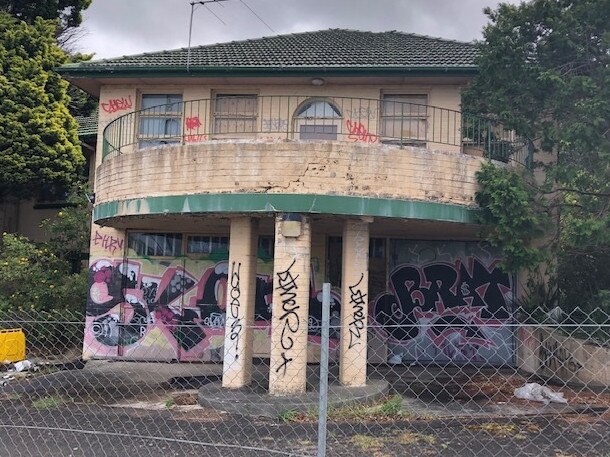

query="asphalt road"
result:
[0,400,609,457]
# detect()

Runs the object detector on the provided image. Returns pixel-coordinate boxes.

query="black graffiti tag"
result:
[228,262,242,359]
[348,273,367,349]
[539,338,582,374]
[275,259,300,376]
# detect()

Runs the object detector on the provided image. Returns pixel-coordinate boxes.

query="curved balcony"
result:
[102,95,533,167]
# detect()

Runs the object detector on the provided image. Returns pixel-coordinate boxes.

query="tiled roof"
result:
[61,29,478,74]
[75,109,98,137]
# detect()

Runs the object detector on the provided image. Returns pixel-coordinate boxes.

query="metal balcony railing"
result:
[102,95,533,167]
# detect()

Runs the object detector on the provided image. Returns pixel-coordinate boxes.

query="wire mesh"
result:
[0,308,608,456]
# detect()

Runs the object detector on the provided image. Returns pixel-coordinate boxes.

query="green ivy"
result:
[475,162,549,273]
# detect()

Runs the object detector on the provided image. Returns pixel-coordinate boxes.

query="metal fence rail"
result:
[102,95,532,167]
[1,307,608,456]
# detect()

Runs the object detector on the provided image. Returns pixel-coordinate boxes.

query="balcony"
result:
[102,95,532,168]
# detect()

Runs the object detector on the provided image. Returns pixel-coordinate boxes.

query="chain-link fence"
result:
[1,304,609,456]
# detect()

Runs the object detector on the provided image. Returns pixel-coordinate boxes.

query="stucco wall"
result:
[95,141,483,208]
[518,326,610,387]
[95,82,466,171]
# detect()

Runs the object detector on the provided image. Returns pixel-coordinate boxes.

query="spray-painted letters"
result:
[101,96,132,114]
[93,230,124,256]
[346,119,378,143]
[275,260,300,376]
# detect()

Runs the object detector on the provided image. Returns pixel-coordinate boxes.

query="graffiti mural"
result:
[84,254,341,362]
[371,241,515,365]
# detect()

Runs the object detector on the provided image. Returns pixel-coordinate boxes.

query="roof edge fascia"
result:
[57,65,479,79]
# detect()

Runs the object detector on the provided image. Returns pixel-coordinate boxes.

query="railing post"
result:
[400,103,404,149]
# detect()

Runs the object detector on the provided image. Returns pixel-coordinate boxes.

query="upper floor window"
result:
[294,99,342,140]
[213,94,257,135]
[138,94,183,149]
[380,94,427,143]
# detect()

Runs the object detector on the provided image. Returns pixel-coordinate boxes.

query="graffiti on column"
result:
[347,273,367,349]
[275,259,300,376]
[371,242,514,364]
[227,261,242,360]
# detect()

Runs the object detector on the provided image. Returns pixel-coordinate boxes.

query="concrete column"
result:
[269,214,311,395]
[222,217,258,388]
[339,219,370,387]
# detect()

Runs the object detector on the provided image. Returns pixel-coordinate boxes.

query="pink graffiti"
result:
[185,116,202,130]
[101,96,132,114]
[93,230,124,255]
[185,134,208,143]
[346,119,378,143]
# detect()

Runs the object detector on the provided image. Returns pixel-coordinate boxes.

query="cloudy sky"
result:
[78,0,519,60]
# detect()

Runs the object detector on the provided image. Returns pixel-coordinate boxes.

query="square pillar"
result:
[222,217,258,388]
[340,219,370,386]
[269,214,311,395]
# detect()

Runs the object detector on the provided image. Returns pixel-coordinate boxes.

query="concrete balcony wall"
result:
[95,141,484,209]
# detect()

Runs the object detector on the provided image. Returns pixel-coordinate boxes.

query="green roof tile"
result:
[59,29,478,77]
[75,109,98,137]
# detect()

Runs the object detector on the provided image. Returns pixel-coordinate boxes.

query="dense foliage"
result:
[0,13,84,200]
[0,0,91,29]
[466,0,610,313]
[0,233,87,314]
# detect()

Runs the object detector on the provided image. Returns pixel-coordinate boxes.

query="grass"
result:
[278,395,409,423]
[32,396,64,409]
[350,430,437,453]
[164,398,175,409]
[278,409,299,423]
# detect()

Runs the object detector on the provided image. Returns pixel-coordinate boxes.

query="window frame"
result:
[137,93,184,149]
[379,93,429,145]
[293,97,343,141]
[211,93,259,137]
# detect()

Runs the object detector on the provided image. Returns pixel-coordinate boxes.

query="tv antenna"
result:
[187,0,229,72]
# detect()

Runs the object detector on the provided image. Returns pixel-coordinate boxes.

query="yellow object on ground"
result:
[0,329,26,363]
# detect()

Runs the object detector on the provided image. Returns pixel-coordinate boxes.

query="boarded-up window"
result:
[213,95,257,134]
[380,94,427,142]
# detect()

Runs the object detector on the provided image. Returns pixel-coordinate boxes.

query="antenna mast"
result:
[188,0,228,72]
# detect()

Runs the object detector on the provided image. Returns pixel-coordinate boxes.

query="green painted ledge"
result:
[93,193,479,224]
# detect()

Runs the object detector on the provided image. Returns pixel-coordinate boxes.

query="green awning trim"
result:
[93,193,478,224]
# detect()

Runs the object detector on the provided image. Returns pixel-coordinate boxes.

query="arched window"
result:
[294,99,342,140]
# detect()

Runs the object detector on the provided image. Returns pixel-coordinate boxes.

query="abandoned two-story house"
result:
[58,29,529,395]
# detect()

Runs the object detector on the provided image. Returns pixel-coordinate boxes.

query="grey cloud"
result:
[79,0,520,60]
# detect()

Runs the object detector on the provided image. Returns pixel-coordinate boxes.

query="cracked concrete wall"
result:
[96,141,483,207]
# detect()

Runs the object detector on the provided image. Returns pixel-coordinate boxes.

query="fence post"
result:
[317,283,331,457]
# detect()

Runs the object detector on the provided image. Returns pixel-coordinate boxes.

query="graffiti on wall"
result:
[262,118,289,132]
[346,119,378,143]
[101,96,132,114]
[538,337,582,374]
[84,256,340,362]
[92,230,124,256]
[371,242,514,364]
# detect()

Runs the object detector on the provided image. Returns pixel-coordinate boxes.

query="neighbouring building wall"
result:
[518,326,610,387]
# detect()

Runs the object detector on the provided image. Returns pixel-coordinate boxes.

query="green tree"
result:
[0,0,91,29]
[0,13,84,200]
[464,0,610,312]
